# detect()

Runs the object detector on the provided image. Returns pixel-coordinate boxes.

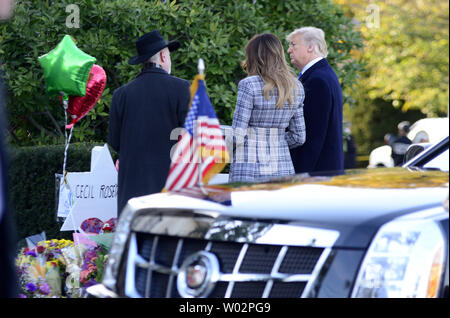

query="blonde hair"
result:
[242,33,299,108]
[286,26,328,58]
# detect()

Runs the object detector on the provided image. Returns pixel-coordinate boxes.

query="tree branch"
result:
[45,107,64,138]
[6,127,22,146]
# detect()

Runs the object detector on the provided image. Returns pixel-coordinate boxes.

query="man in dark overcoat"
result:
[287,27,344,173]
[108,30,190,214]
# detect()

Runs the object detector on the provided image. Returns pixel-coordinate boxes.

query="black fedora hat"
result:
[128,30,180,65]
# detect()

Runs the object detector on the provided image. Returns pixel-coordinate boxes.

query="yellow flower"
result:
[46,260,60,270]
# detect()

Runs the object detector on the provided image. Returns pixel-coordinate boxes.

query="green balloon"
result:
[38,35,96,96]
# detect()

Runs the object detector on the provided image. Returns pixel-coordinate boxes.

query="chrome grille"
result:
[124,232,328,298]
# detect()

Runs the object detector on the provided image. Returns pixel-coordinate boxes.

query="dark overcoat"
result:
[290,59,344,173]
[108,66,190,214]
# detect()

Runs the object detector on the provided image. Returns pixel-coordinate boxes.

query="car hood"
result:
[129,168,449,248]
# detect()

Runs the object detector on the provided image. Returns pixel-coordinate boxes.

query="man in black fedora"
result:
[108,30,190,214]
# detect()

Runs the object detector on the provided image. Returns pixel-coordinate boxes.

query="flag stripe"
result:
[174,152,199,190]
[197,134,227,142]
[169,134,194,173]
[201,157,216,179]
[167,145,197,189]
[180,164,198,189]
[166,138,196,187]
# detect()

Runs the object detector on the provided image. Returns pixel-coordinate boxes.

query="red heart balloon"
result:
[80,217,118,234]
[66,64,107,129]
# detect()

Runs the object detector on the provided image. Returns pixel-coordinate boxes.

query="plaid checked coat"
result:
[229,75,306,182]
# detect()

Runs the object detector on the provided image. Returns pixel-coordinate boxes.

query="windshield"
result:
[422,148,449,172]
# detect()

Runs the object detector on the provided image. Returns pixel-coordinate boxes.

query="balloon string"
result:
[61,94,78,236]
[63,124,73,183]
[62,96,72,184]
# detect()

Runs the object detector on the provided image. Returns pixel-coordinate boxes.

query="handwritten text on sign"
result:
[75,184,118,199]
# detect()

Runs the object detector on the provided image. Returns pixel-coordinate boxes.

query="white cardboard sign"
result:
[57,180,74,218]
[60,144,118,231]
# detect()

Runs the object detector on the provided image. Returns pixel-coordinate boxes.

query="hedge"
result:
[8,142,115,240]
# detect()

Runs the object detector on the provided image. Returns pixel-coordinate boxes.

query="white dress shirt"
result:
[299,57,324,78]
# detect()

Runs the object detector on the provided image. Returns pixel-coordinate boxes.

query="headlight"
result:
[352,213,446,298]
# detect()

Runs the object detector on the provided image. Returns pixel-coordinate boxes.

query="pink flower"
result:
[80,270,90,283]
[87,263,97,273]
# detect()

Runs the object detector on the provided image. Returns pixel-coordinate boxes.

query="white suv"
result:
[87,137,449,299]
[368,117,449,168]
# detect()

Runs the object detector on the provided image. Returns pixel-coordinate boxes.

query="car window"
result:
[422,148,449,172]
[412,131,429,144]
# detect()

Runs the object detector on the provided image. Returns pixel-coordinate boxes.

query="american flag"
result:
[164,74,229,191]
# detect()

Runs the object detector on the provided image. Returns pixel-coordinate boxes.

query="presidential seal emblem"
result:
[177,251,220,298]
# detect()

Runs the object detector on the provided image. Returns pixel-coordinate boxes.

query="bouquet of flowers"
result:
[59,243,86,297]
[16,219,117,297]
[80,246,108,288]
[16,239,73,298]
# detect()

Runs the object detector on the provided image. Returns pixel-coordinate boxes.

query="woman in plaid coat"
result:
[229,33,306,183]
